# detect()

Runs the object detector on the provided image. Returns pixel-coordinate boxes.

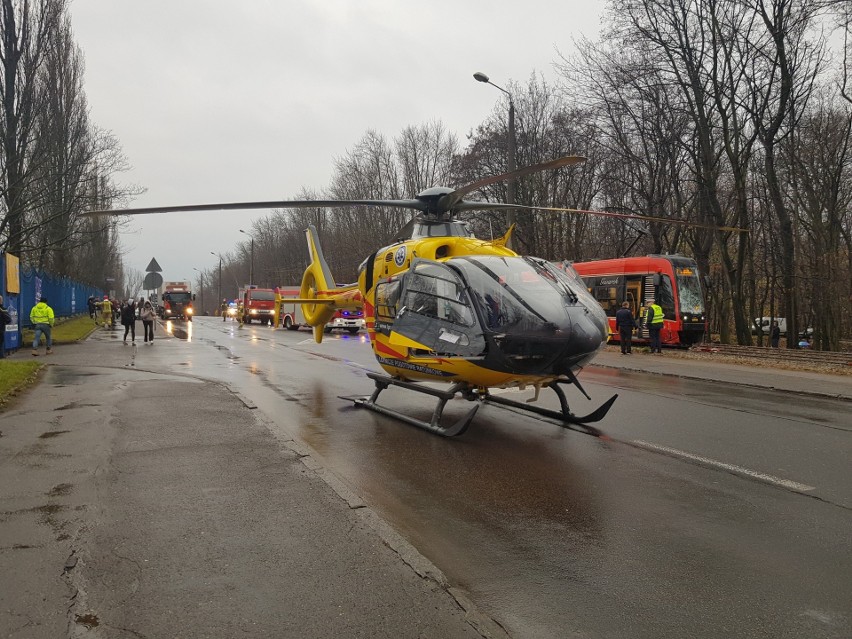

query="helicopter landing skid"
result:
[479,383,618,437]
[340,372,478,437]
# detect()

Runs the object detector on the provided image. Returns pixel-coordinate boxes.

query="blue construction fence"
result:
[2,252,103,353]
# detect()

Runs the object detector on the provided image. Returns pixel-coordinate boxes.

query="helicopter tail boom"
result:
[283,224,363,343]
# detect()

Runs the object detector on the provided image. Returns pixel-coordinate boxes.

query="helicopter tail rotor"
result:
[294,224,364,343]
[300,225,337,338]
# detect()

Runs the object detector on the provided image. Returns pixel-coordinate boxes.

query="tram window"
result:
[593,286,619,316]
[657,275,676,320]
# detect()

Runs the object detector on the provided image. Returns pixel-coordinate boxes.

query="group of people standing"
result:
[85,295,157,344]
[614,301,665,355]
[117,298,157,344]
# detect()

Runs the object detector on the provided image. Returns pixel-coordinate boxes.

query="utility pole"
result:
[240,229,255,287]
[210,252,222,312]
[193,268,205,315]
[474,71,517,249]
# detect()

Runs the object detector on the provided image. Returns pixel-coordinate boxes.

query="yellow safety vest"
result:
[30,302,55,326]
[648,304,664,325]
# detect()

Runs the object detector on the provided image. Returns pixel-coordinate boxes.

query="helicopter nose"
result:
[544,303,605,370]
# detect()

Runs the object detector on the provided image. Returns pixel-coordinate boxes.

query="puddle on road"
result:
[47,483,73,497]
[48,369,102,385]
[75,613,100,629]
[165,319,193,342]
[38,430,70,438]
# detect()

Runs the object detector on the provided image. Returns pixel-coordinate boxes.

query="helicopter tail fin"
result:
[298,224,363,344]
[300,225,337,339]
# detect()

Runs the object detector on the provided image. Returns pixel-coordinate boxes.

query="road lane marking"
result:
[632,440,816,492]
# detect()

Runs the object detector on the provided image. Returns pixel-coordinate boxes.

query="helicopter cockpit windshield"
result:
[389,255,608,371]
[452,256,606,334]
[450,255,608,373]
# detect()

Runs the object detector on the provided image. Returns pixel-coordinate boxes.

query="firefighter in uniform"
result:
[644,301,665,353]
[100,296,113,328]
[221,298,228,321]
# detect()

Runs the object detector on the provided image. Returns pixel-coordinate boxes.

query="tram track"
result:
[689,343,852,367]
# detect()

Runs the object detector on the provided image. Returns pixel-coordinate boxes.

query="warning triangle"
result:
[145,258,162,273]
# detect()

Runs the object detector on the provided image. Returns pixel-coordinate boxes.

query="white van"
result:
[752,317,813,337]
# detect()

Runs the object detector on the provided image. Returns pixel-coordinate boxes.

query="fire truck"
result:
[240,286,277,325]
[276,286,306,330]
[159,281,195,321]
[275,286,364,334]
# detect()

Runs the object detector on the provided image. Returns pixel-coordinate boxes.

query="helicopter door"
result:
[391,260,485,357]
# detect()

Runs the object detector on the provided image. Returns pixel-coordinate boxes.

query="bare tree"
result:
[0,0,65,254]
[741,0,826,346]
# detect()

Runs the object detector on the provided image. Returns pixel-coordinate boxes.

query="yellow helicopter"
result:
[87,155,738,437]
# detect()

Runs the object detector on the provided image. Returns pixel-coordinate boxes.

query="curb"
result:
[591,362,852,402]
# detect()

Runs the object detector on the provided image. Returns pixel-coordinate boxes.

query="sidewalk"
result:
[0,328,499,639]
[590,347,851,401]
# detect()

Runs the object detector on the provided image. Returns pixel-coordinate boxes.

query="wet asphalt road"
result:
[166,317,852,638]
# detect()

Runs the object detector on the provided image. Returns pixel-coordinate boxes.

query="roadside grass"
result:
[2,314,95,408]
[21,313,98,345]
[0,360,42,406]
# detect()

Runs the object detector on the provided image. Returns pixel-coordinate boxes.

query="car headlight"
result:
[250,309,257,314]
[186,308,193,314]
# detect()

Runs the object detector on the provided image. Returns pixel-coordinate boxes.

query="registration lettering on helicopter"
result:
[376,356,455,377]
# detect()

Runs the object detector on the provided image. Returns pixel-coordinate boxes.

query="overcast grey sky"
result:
[70,0,606,286]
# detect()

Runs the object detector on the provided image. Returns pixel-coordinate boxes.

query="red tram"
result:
[568,255,708,347]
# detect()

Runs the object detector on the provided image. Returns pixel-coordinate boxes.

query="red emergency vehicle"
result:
[276,286,364,334]
[569,254,708,347]
[240,287,277,325]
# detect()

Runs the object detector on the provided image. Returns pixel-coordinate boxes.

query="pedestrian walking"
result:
[100,295,113,328]
[121,299,137,344]
[0,295,11,359]
[614,301,638,355]
[644,301,665,353]
[140,300,156,344]
[30,297,55,356]
[770,320,781,348]
[87,296,97,321]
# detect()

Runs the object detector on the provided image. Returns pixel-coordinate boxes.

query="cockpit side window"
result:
[389,259,485,357]
[375,279,402,320]
[402,263,474,326]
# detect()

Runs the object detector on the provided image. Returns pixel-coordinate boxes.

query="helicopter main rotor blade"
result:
[499,203,748,233]
[84,198,427,217]
[439,155,587,212]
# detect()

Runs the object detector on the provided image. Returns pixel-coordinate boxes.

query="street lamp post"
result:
[192,267,204,315]
[210,252,222,312]
[474,71,517,247]
[239,229,254,288]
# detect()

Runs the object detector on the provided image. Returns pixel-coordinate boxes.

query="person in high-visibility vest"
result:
[30,296,55,356]
[100,296,113,328]
[644,301,665,353]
